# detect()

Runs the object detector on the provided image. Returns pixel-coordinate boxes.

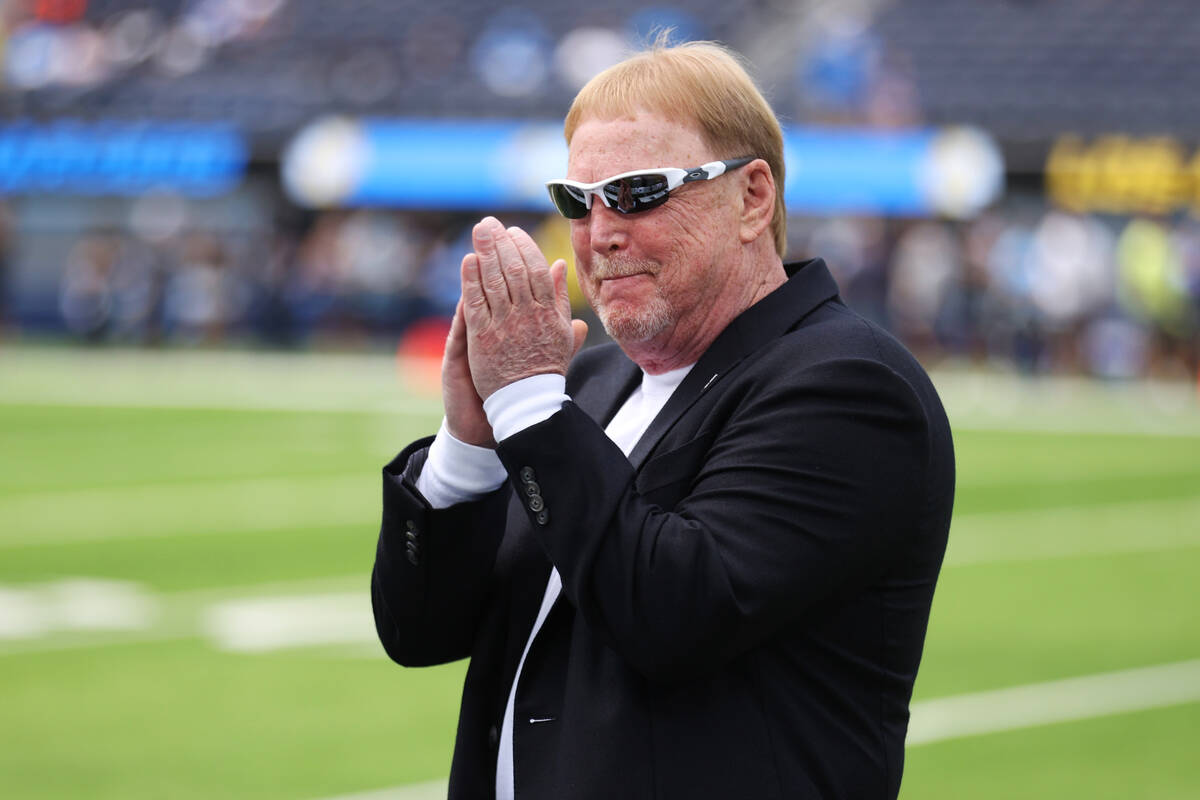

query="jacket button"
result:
[487,725,499,748]
[528,495,544,512]
[523,481,541,497]
[535,509,549,526]
[519,467,536,484]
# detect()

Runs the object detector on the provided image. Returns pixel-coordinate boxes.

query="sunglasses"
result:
[545,156,755,219]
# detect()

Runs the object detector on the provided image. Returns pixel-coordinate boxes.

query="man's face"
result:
[566,112,743,349]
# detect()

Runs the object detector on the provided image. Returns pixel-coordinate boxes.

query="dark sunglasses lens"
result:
[604,174,670,214]
[548,184,589,219]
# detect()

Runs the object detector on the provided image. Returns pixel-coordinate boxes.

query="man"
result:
[372,41,954,800]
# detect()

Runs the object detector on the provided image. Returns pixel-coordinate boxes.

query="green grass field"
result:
[2,346,1198,799]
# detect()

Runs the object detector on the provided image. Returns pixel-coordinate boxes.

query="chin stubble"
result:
[590,255,674,343]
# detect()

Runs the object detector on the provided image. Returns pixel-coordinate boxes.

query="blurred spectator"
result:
[59,234,115,342]
[418,216,477,319]
[803,216,892,329]
[59,231,164,343]
[1116,218,1190,335]
[0,203,10,333]
[886,221,962,359]
[163,233,248,343]
[1028,212,1114,372]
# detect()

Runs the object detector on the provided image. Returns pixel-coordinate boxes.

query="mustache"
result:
[590,255,658,281]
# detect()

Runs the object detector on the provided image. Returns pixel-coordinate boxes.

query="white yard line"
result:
[3,348,1197,434]
[933,370,1200,438]
[0,473,378,548]
[907,658,1200,745]
[945,494,1200,567]
[304,663,1200,797]
[5,469,1197,561]
[0,392,443,418]
[0,574,367,656]
[308,660,1200,800]
[203,591,376,653]
[0,348,444,417]
[311,780,448,800]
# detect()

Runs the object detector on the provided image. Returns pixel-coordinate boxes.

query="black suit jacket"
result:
[372,259,955,799]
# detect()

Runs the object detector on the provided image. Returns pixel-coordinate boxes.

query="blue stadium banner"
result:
[283,117,1004,218]
[0,120,248,196]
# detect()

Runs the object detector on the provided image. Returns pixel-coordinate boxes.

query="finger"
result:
[571,319,589,357]
[445,298,467,358]
[490,223,534,306]
[507,226,554,306]
[460,252,490,326]
[472,217,515,312]
[550,259,572,320]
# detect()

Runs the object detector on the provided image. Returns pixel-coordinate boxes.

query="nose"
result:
[582,202,630,255]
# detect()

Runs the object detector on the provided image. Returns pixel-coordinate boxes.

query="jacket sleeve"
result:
[494,357,937,683]
[371,436,510,667]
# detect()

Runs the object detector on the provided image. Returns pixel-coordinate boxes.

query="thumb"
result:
[550,258,572,318]
[570,319,589,357]
[445,299,466,356]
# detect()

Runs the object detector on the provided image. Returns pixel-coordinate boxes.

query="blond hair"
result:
[564,40,787,257]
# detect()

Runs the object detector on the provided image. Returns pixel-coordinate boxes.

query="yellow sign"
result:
[1045,135,1200,216]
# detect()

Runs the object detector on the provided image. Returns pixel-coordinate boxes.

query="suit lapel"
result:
[571,350,642,426]
[627,258,840,470]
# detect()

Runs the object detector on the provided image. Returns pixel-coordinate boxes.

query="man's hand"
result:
[462,216,587,402]
[441,296,495,447]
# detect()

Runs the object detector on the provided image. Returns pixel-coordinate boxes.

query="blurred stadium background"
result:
[0,0,1198,797]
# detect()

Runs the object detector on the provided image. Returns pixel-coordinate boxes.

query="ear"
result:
[738,159,776,245]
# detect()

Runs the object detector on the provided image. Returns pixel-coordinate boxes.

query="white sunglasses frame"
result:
[545,157,755,218]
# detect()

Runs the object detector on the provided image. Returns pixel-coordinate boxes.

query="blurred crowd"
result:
[48,208,470,349]
[8,199,1198,382]
[793,210,1200,380]
[3,1,1198,385]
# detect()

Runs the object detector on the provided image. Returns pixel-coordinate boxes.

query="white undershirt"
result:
[415,364,693,800]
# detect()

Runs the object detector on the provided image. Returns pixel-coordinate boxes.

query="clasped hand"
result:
[441,216,588,447]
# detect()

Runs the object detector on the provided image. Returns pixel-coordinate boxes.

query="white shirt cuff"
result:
[415,419,508,509]
[483,373,570,442]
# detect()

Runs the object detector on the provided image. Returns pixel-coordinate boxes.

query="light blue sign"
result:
[0,121,248,196]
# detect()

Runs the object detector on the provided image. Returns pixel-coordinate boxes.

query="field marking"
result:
[5,466,1197,565]
[907,658,1200,745]
[932,370,1200,438]
[946,494,1200,567]
[4,347,1199,435]
[0,575,369,657]
[312,780,448,800]
[203,592,376,653]
[0,348,445,417]
[308,660,1200,800]
[0,473,378,548]
[0,578,156,639]
[0,393,443,418]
